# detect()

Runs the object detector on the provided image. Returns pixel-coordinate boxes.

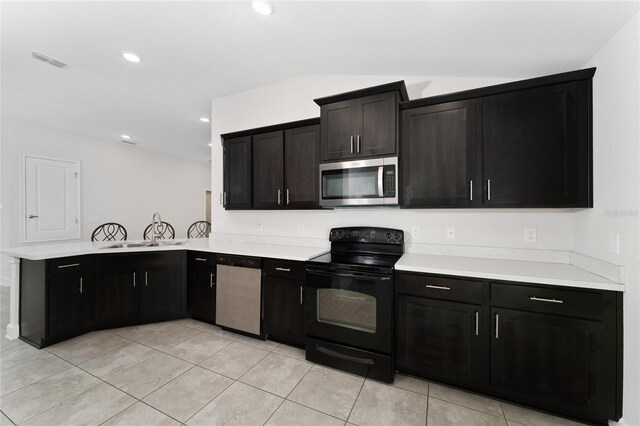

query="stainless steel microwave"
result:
[319,157,398,207]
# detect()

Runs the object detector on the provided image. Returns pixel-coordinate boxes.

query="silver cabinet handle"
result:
[286,189,290,205]
[475,311,479,336]
[275,267,290,272]
[425,284,450,290]
[210,273,214,288]
[350,136,354,154]
[300,286,303,305]
[487,179,491,201]
[495,313,499,339]
[58,263,80,269]
[357,135,361,153]
[530,296,564,304]
[223,192,227,206]
[145,271,148,286]
[27,214,39,219]
[133,272,136,287]
[195,258,207,262]
[277,189,281,205]
[470,180,473,201]
[79,277,83,294]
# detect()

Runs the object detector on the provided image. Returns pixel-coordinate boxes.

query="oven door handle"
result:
[307,269,391,281]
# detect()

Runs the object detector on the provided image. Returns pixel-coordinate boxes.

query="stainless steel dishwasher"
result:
[215,254,262,336]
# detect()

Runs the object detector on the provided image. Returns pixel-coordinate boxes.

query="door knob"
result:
[27,215,39,219]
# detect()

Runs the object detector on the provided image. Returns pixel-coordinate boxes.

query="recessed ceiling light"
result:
[122,51,141,63]
[121,134,132,139]
[200,117,210,123]
[252,1,273,16]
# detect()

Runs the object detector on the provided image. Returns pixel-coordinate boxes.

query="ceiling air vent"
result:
[30,50,70,69]
[121,140,137,146]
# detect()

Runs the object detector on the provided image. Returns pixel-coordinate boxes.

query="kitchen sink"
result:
[101,241,187,249]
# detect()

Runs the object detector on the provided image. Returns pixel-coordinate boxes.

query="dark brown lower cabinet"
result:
[396,271,622,424]
[189,268,216,323]
[397,295,482,386]
[491,308,613,421]
[49,273,85,338]
[263,260,305,347]
[142,265,183,320]
[20,256,92,348]
[95,264,140,326]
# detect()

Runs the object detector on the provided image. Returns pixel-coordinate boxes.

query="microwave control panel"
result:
[383,165,396,197]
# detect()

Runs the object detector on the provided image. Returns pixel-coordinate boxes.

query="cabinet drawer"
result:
[264,260,305,281]
[397,273,482,304]
[49,256,86,275]
[188,251,216,268]
[491,282,606,321]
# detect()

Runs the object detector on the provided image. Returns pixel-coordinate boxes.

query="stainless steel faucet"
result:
[151,212,162,242]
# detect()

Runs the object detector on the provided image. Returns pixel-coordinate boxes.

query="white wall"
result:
[0,119,211,282]
[210,74,576,250]
[574,11,640,426]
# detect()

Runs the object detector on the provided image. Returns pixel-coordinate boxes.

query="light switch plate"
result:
[609,234,620,255]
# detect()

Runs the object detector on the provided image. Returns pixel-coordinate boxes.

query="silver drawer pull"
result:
[299,286,303,305]
[475,311,479,336]
[79,277,83,294]
[58,263,80,269]
[195,258,207,262]
[275,267,291,272]
[530,296,563,304]
[425,284,450,290]
[210,273,214,288]
[495,313,499,338]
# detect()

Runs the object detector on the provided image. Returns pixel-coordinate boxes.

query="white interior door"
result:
[24,156,80,242]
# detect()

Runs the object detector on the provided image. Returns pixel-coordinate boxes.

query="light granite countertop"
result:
[396,253,623,292]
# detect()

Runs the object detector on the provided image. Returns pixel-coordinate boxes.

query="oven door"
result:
[305,266,392,354]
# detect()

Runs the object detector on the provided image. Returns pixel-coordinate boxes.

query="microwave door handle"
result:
[378,166,384,197]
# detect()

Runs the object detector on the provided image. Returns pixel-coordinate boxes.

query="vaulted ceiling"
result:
[2,1,638,160]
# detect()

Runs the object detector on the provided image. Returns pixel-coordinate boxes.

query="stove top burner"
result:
[308,226,405,274]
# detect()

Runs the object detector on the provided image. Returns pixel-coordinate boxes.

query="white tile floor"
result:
[0,289,586,426]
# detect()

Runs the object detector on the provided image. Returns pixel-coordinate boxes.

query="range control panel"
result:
[329,227,404,245]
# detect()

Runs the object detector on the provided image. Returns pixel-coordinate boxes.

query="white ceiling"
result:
[2,1,638,161]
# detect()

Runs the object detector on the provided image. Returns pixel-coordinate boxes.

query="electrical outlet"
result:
[446,227,456,240]
[608,234,620,255]
[524,228,537,243]
[412,226,420,239]
[297,224,304,234]
[257,222,263,233]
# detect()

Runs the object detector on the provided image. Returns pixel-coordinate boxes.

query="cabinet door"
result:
[397,295,482,386]
[482,81,591,207]
[96,267,139,326]
[48,274,83,338]
[401,100,481,207]
[320,99,357,162]
[264,277,305,347]
[253,131,284,209]
[356,92,397,158]
[142,265,182,319]
[491,308,612,418]
[190,267,216,323]
[284,125,319,209]
[223,136,252,209]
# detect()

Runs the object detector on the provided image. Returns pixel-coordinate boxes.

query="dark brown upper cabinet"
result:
[315,81,408,162]
[284,125,319,209]
[221,118,320,210]
[401,100,481,207]
[481,80,592,207]
[253,131,284,209]
[223,136,252,209]
[399,68,594,208]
